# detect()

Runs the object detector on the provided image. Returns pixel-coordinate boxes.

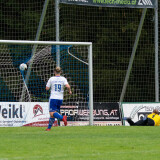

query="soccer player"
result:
[45,67,72,131]
[123,109,160,126]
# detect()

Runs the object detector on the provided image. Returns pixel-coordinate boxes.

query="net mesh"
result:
[59,4,155,102]
[0,0,55,41]
[0,42,90,126]
[0,0,158,102]
[0,44,89,105]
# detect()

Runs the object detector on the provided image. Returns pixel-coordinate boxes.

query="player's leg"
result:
[126,118,135,126]
[146,118,154,126]
[134,119,147,126]
[46,99,56,131]
[123,117,148,126]
[123,117,135,126]
[52,99,67,126]
[134,116,148,126]
[57,108,61,126]
[46,117,55,131]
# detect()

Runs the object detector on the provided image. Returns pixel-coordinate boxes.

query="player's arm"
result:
[46,86,50,90]
[65,84,72,95]
[46,78,51,91]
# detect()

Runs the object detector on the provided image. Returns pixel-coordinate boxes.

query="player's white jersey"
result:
[46,76,68,100]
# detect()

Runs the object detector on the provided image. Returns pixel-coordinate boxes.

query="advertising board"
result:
[60,0,155,8]
[0,102,122,127]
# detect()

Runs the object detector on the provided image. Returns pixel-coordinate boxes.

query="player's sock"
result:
[47,118,55,129]
[127,118,135,126]
[53,112,63,120]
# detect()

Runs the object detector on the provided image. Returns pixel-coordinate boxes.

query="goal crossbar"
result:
[0,40,92,46]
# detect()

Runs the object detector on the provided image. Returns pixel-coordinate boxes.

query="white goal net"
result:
[0,40,93,127]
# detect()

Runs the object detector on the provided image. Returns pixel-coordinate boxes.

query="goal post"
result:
[0,40,93,126]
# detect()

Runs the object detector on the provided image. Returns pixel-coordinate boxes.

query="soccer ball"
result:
[19,63,27,71]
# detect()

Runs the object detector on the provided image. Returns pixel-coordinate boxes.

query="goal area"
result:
[0,1,159,126]
[0,40,93,127]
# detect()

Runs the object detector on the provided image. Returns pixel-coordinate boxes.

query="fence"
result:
[0,0,159,102]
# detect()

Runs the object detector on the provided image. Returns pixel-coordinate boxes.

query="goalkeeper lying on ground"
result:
[123,109,160,126]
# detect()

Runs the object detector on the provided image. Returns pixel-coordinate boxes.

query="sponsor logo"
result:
[33,104,43,117]
[130,105,160,120]
[60,107,118,117]
[93,0,136,5]
[0,104,23,118]
[138,0,153,5]
[137,112,151,120]
[66,0,88,2]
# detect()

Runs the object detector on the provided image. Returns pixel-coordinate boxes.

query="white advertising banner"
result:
[0,102,50,127]
[122,103,160,126]
[0,102,122,127]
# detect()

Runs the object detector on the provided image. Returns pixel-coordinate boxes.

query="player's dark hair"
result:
[153,109,159,115]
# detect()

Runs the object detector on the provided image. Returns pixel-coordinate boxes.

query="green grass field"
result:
[0,126,160,160]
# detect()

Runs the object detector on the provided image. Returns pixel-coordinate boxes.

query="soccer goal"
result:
[0,40,93,127]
